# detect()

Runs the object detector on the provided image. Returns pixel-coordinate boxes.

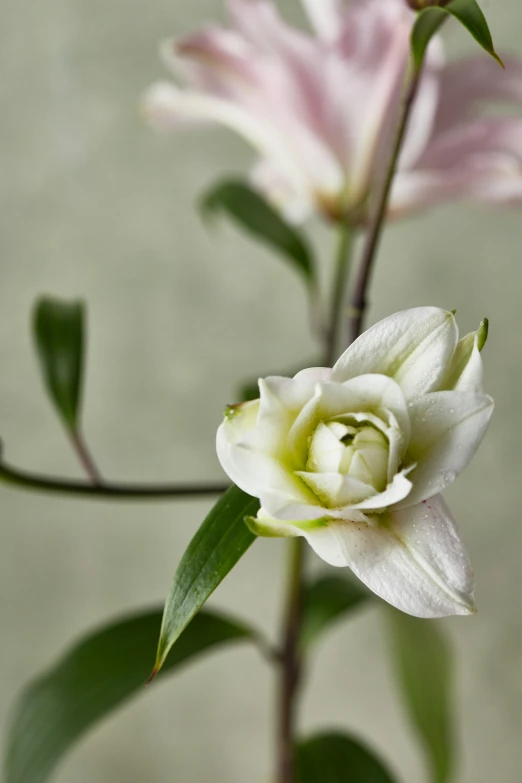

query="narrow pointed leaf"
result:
[32,297,85,429]
[411,0,503,72]
[300,575,369,650]
[296,732,398,783]
[4,608,253,783]
[200,179,316,286]
[153,485,259,675]
[387,610,454,783]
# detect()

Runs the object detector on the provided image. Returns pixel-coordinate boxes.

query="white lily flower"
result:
[216,308,494,618]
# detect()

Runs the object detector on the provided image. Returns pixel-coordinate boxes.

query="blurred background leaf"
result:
[4,607,254,783]
[387,610,454,783]
[296,732,398,783]
[32,297,85,430]
[300,575,369,651]
[200,179,316,287]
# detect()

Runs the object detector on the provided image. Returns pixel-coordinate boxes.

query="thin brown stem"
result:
[69,429,104,485]
[347,66,423,344]
[277,537,305,783]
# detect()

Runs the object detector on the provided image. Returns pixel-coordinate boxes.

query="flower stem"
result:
[0,457,229,499]
[347,66,423,344]
[276,220,354,782]
[277,536,305,783]
[325,222,353,366]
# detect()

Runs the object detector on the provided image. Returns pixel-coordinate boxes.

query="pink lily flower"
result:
[144,0,522,223]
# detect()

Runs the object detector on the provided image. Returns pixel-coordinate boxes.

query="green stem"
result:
[277,537,306,783]
[325,223,353,366]
[275,214,355,783]
[275,222,353,782]
[0,458,229,499]
[347,65,423,344]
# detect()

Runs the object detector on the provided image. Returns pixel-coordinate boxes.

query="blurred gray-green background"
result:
[1,0,521,781]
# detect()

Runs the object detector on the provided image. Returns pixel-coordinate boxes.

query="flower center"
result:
[306,420,389,493]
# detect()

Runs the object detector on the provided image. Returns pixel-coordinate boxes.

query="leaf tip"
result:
[146,663,161,685]
[493,51,505,69]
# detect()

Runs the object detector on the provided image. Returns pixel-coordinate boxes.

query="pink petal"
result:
[433,54,522,137]
[301,0,345,42]
[165,26,262,99]
[392,118,522,214]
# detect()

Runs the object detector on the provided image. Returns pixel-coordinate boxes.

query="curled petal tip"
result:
[478,318,489,350]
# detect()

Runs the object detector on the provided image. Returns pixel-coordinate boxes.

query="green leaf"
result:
[300,575,369,650]
[296,732,398,783]
[200,179,316,286]
[32,297,86,429]
[387,610,454,783]
[4,607,252,783]
[411,0,503,73]
[153,485,259,676]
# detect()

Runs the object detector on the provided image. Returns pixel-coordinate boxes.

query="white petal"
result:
[349,468,413,511]
[306,421,346,472]
[217,424,297,498]
[216,399,313,502]
[246,506,340,539]
[263,368,331,413]
[318,374,411,440]
[332,307,458,399]
[258,492,330,522]
[451,341,484,394]
[303,495,475,617]
[296,471,343,507]
[397,391,494,507]
[242,378,294,456]
[245,507,301,538]
[439,321,488,394]
[248,504,368,538]
[386,415,404,481]
[296,471,377,507]
[287,374,410,470]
